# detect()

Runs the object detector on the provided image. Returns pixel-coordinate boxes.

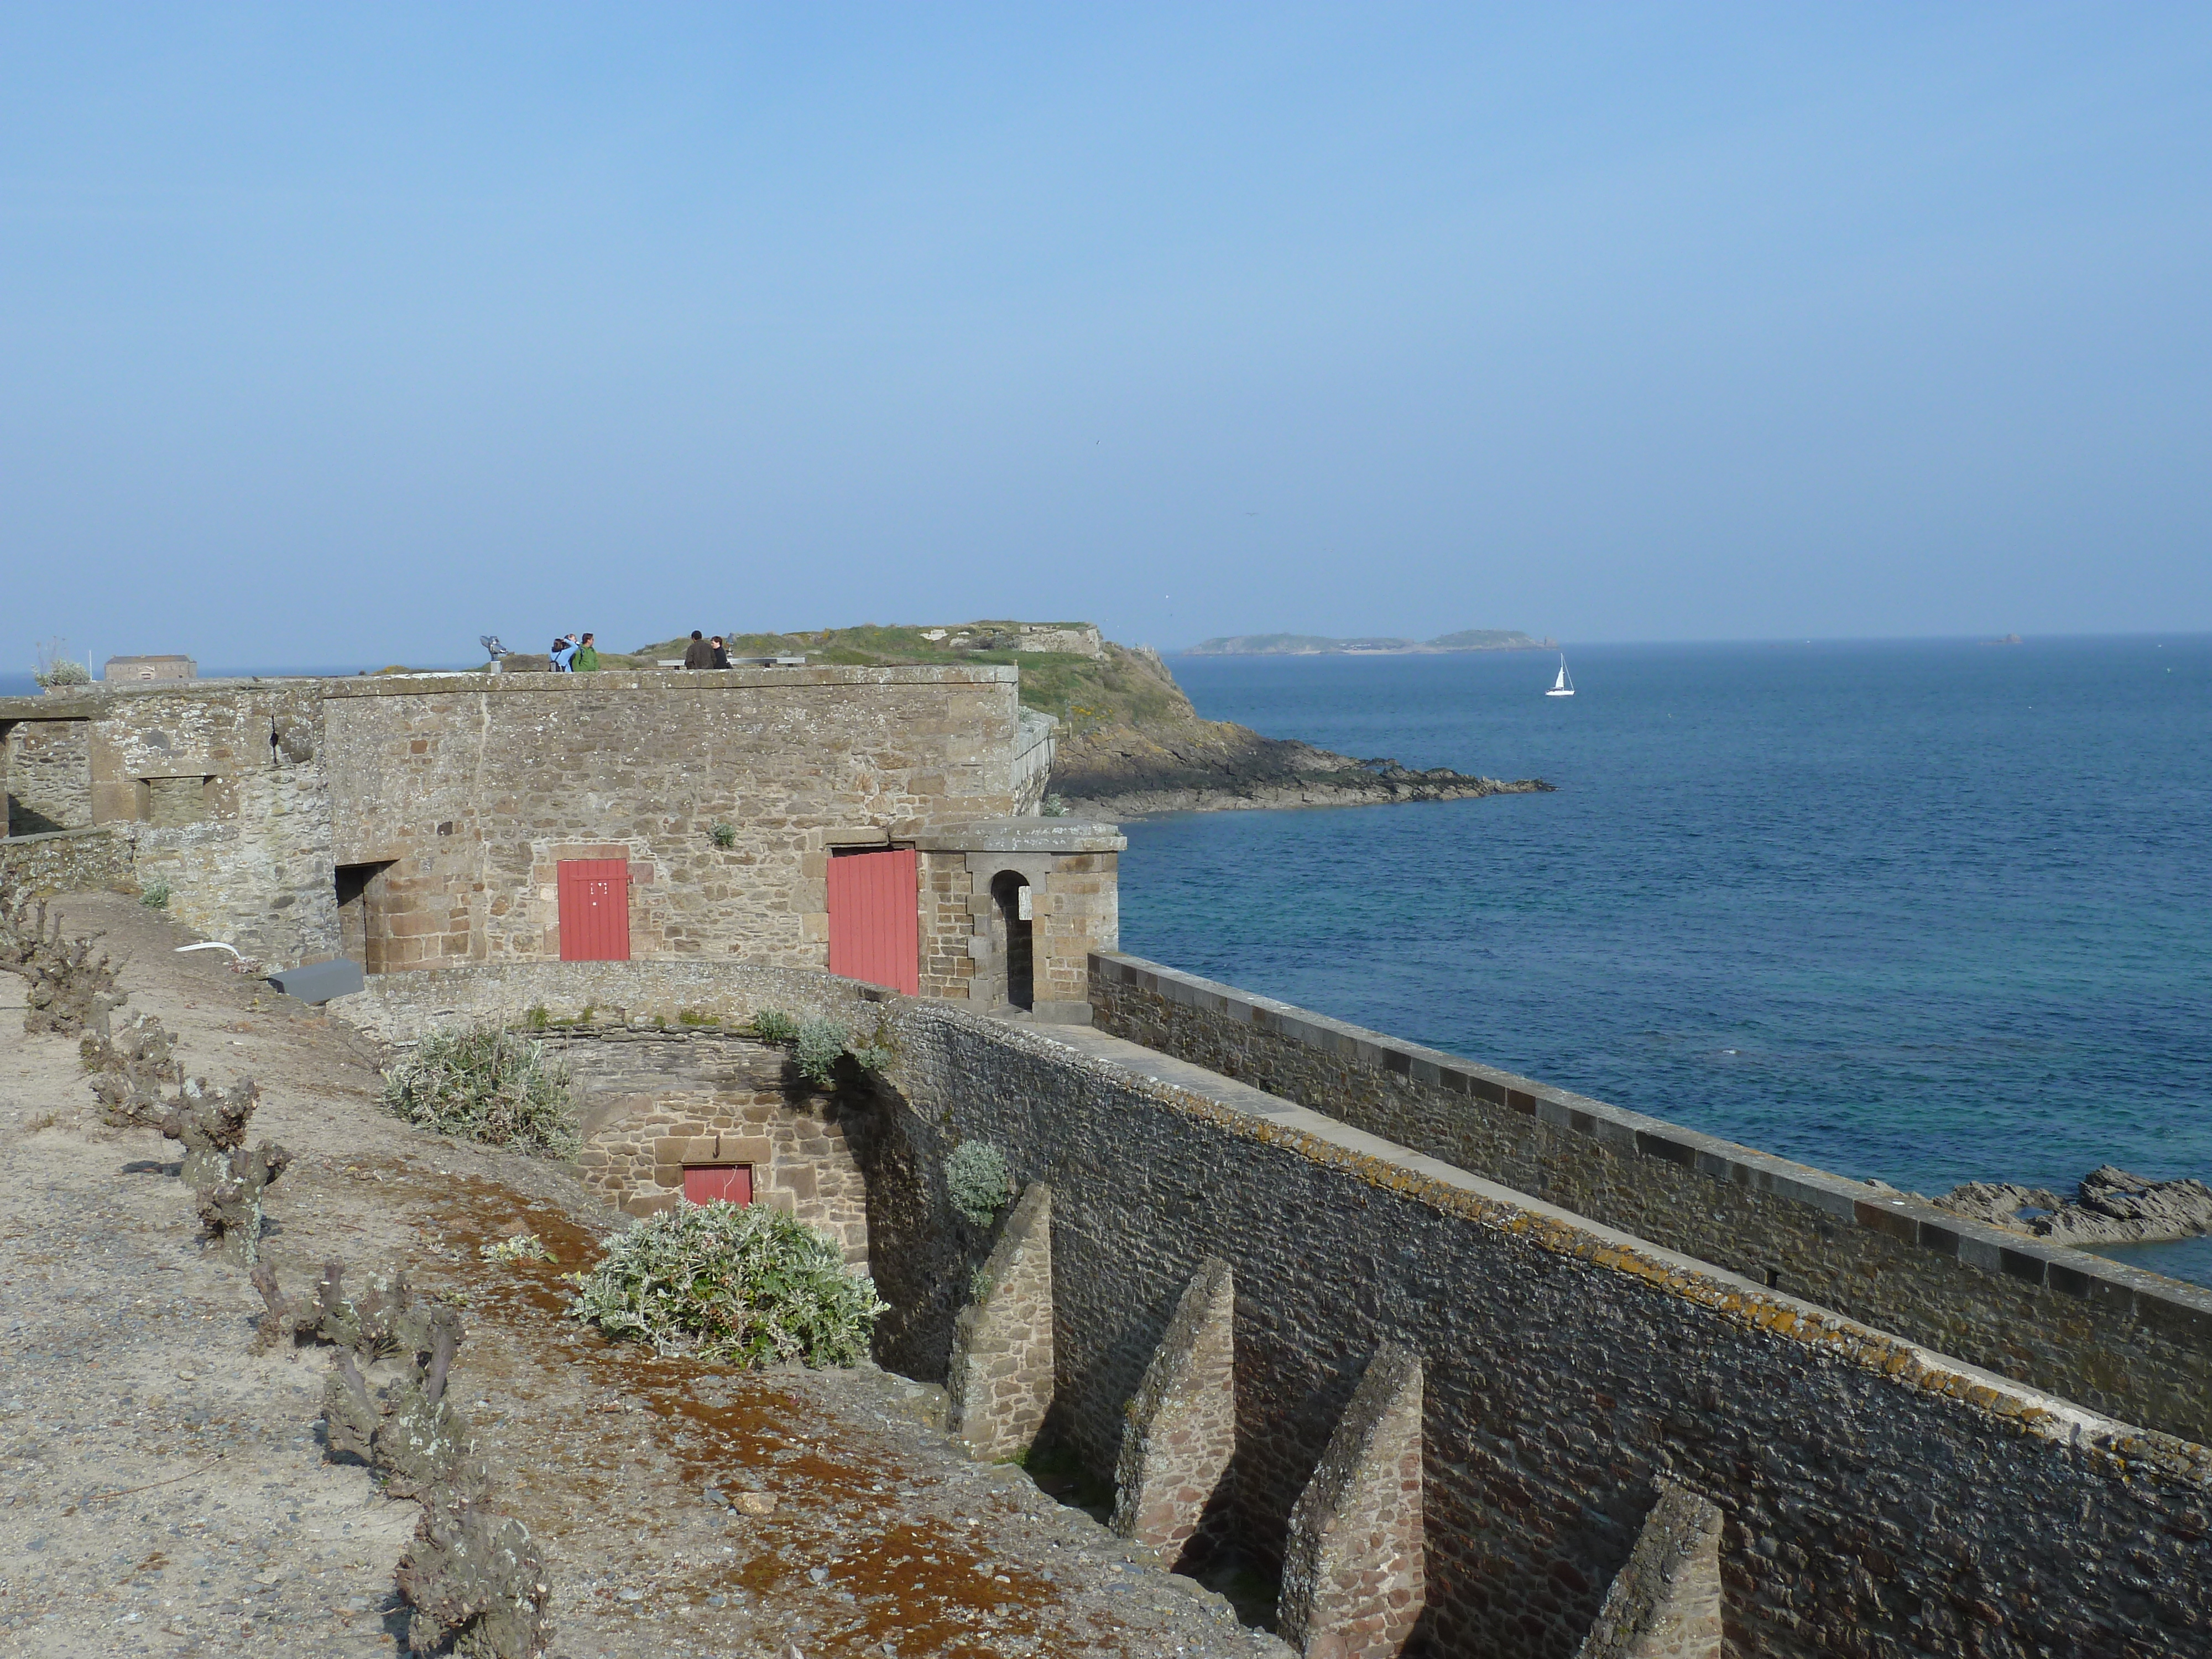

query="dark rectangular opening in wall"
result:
[336,860,397,973]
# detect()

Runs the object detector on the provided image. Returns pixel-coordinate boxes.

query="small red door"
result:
[683,1165,753,1206]
[826,847,919,994]
[557,859,631,961]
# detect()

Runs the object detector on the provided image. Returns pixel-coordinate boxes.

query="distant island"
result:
[1180,629,1555,656]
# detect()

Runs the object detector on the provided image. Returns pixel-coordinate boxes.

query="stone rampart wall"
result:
[317,956,2212,1655]
[3,718,92,834]
[3,682,340,967]
[0,825,134,895]
[872,1006,2212,1659]
[1089,951,2212,1449]
[329,957,884,1043]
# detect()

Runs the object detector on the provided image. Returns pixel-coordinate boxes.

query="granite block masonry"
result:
[1277,1342,1425,1659]
[1089,950,2212,1450]
[945,1181,1055,1460]
[1574,1484,1723,1659]
[1111,1254,1237,1566]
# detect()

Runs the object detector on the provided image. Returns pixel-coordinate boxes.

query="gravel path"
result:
[0,893,1291,1658]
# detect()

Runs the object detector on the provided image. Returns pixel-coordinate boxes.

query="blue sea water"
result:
[1119,638,2212,1287]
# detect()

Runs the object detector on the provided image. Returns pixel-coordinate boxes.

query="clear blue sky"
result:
[5,4,2208,666]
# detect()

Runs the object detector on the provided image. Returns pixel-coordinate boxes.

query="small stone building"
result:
[556,1027,872,1258]
[103,655,197,683]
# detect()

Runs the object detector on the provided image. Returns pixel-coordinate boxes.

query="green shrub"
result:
[480,1232,554,1265]
[750,1009,800,1042]
[380,1025,580,1157]
[791,1018,848,1085]
[566,1201,886,1368]
[524,1003,550,1031]
[139,879,171,909]
[946,1140,1011,1226]
[709,821,738,848]
[749,1008,891,1086]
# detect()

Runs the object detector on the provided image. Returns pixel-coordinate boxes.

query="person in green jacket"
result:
[572,633,603,671]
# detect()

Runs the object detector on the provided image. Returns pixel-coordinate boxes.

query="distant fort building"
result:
[103,654,196,683]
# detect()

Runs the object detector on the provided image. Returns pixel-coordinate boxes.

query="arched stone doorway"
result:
[990,870,1033,1011]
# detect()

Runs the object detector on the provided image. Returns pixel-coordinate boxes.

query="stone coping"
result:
[914,819,1128,853]
[321,665,1019,696]
[1090,951,2212,1336]
[0,825,116,847]
[0,664,1019,721]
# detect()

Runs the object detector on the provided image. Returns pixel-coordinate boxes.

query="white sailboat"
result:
[1545,653,1575,697]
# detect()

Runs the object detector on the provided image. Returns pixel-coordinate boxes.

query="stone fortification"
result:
[1089,951,2212,1450]
[3,666,1061,984]
[317,955,2210,1655]
[322,666,1022,970]
[3,680,340,966]
[873,1004,2210,1659]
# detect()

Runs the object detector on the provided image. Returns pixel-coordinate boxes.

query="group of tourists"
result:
[542,629,735,670]
[548,633,602,671]
[680,630,734,669]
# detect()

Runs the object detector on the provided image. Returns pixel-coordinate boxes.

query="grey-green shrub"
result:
[749,1008,891,1086]
[566,1200,886,1368]
[750,1009,800,1043]
[946,1140,1011,1226]
[139,879,171,909]
[380,1025,579,1157]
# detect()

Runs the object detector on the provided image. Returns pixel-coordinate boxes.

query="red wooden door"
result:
[682,1165,753,1206]
[826,847,919,994]
[557,859,631,961]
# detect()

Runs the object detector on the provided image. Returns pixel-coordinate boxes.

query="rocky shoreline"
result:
[1935,1165,2212,1248]
[1049,645,1552,818]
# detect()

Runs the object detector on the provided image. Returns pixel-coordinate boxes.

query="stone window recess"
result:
[141,775,210,828]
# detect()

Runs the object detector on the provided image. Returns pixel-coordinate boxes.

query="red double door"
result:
[826,847,919,995]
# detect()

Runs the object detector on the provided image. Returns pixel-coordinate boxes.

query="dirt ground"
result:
[0,893,1289,1658]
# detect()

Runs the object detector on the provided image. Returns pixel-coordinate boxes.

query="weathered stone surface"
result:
[946,1181,1054,1460]
[860,1002,2212,1659]
[1574,1483,1723,1659]
[1089,949,2212,1449]
[1111,1254,1237,1564]
[1278,1342,1423,1659]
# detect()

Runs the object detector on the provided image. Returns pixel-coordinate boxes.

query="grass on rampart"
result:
[628,623,1193,739]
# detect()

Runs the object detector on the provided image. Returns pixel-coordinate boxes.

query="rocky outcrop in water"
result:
[1937,1166,2212,1247]
[1050,643,1553,816]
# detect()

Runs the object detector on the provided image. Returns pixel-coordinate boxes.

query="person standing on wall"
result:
[572,633,602,671]
[709,636,732,669]
[550,634,580,671]
[681,630,713,670]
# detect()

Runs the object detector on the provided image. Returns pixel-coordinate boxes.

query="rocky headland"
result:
[1935,1165,2212,1248]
